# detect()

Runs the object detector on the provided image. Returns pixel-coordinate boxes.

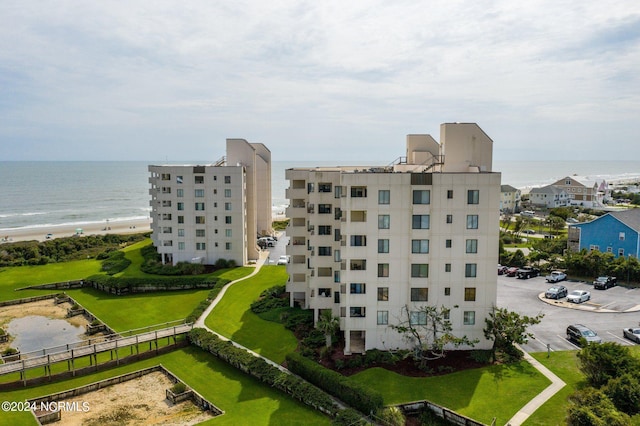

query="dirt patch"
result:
[48,371,213,425]
[0,300,91,351]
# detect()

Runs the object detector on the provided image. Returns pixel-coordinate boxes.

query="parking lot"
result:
[498,274,640,353]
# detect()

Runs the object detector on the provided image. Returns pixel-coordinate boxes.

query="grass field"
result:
[0,347,331,426]
[204,265,298,364]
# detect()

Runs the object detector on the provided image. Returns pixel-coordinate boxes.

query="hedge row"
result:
[85,274,229,290]
[286,352,384,415]
[188,328,339,417]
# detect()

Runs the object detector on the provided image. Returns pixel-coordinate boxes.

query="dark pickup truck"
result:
[517,267,540,279]
[593,276,617,290]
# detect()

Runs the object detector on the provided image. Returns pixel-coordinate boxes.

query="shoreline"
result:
[0,218,151,244]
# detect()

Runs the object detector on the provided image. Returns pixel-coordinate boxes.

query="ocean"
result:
[2,160,640,232]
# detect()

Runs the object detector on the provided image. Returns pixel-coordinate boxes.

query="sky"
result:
[1,1,639,163]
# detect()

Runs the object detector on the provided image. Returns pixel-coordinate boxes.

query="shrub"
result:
[577,342,640,388]
[100,250,131,275]
[2,347,18,356]
[469,350,492,364]
[377,407,405,426]
[170,382,187,394]
[332,409,366,425]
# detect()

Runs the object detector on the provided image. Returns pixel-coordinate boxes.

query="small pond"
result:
[6,315,85,354]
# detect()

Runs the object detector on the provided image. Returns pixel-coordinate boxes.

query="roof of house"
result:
[501,184,518,192]
[573,209,640,233]
[530,185,567,196]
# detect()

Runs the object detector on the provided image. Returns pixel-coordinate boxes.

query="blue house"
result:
[568,209,640,258]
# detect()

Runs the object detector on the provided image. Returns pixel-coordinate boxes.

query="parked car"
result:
[546,271,567,283]
[277,255,289,265]
[506,267,519,277]
[567,290,591,304]
[545,285,568,299]
[593,276,617,290]
[522,229,536,235]
[257,237,276,247]
[521,210,535,218]
[516,266,540,279]
[498,265,508,275]
[567,324,602,346]
[623,327,640,344]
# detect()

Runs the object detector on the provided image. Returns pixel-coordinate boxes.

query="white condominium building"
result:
[285,123,500,354]
[149,139,271,266]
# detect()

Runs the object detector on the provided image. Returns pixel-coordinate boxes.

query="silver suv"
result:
[566,324,602,346]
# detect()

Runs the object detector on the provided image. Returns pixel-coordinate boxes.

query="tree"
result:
[316,309,339,348]
[577,342,640,388]
[390,305,477,369]
[567,387,631,426]
[604,373,640,415]
[483,307,543,362]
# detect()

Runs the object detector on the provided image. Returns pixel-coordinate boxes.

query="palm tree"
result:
[317,310,339,348]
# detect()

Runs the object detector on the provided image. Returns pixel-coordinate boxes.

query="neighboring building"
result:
[285,123,500,354]
[500,185,521,213]
[529,185,569,209]
[148,139,271,266]
[568,209,640,258]
[551,176,609,207]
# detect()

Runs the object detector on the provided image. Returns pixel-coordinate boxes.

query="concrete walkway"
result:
[506,345,566,426]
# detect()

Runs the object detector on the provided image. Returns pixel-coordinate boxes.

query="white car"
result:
[277,255,289,265]
[546,271,567,283]
[567,290,591,304]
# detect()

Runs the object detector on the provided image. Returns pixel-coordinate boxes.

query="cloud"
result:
[1,0,639,161]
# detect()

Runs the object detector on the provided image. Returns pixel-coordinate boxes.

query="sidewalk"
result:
[506,346,566,425]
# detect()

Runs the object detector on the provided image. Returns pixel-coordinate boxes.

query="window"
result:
[307,182,314,193]
[446,214,453,224]
[466,239,478,253]
[411,239,429,253]
[318,288,331,298]
[195,176,204,184]
[225,242,232,250]
[412,215,430,229]
[334,271,340,283]
[619,248,625,257]
[378,190,390,204]
[319,183,332,192]
[177,202,184,211]
[196,229,205,237]
[378,263,389,277]
[195,202,205,211]
[224,189,231,198]
[378,239,389,253]
[413,190,430,204]
[463,311,476,325]
[225,202,232,211]
[446,239,452,248]
[177,188,184,197]
[161,173,171,180]
[350,307,366,317]
[350,259,366,270]
[620,232,626,241]
[195,216,205,224]
[445,263,451,272]
[318,246,332,256]
[195,189,204,197]
[465,263,477,277]
[466,215,479,229]
[447,190,453,199]
[334,250,341,262]
[176,175,183,183]
[225,216,232,224]
[161,187,171,194]
[177,215,183,223]
[178,242,185,250]
[410,311,427,325]
[411,288,428,301]
[377,287,389,301]
[196,242,206,250]
[350,283,366,294]
[225,229,232,237]
[319,204,332,214]
[334,185,342,198]
[444,287,451,296]
[177,228,185,237]
[465,288,476,301]
[377,311,389,325]
[318,225,332,235]
[378,215,390,229]
[351,186,367,197]
[467,190,479,204]
[350,235,367,246]
[224,176,231,184]
[411,264,429,278]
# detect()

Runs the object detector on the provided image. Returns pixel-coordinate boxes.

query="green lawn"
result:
[205,265,297,364]
[0,347,330,425]
[349,360,549,425]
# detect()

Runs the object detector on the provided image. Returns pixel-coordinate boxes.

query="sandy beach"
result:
[0,218,151,244]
